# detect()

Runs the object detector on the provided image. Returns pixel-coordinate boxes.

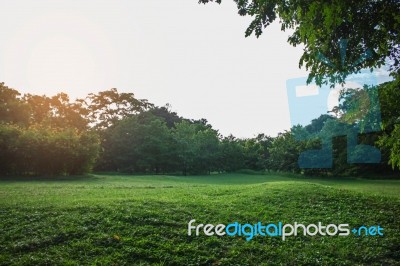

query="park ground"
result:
[0,173,399,265]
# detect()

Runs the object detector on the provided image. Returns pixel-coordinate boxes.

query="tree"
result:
[0,124,99,176]
[193,127,220,174]
[242,136,272,171]
[0,83,29,125]
[82,88,153,130]
[376,77,400,169]
[0,84,100,176]
[378,125,400,170]
[199,0,400,85]
[172,121,199,175]
[101,113,177,173]
[0,124,20,175]
[218,135,245,172]
[23,93,88,131]
[267,130,303,172]
[134,114,178,173]
[148,104,183,128]
[328,78,400,172]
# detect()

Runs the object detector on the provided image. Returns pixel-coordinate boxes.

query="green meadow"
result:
[0,173,399,265]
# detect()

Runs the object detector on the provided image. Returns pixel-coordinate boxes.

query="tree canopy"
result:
[0,81,399,176]
[199,0,400,85]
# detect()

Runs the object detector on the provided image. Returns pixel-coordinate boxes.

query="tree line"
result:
[0,76,399,177]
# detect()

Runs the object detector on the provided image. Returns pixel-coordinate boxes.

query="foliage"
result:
[199,0,400,85]
[0,124,99,176]
[268,130,303,173]
[218,135,245,172]
[376,76,400,169]
[0,84,100,176]
[23,93,88,131]
[0,83,30,125]
[378,125,400,169]
[1,79,399,176]
[104,113,176,173]
[81,88,153,130]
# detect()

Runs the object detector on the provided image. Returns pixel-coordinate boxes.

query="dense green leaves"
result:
[97,113,274,175]
[378,125,400,169]
[106,113,177,173]
[0,124,99,176]
[376,76,400,169]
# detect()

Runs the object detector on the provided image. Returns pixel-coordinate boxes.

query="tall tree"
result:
[172,121,198,175]
[218,135,245,172]
[0,83,29,125]
[376,77,400,169]
[23,93,88,131]
[82,88,153,130]
[267,130,306,172]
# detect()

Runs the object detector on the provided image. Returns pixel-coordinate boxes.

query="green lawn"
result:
[0,173,399,265]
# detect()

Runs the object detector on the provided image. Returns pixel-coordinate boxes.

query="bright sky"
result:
[0,0,310,137]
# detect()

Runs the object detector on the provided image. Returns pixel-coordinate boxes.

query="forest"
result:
[1,74,399,177]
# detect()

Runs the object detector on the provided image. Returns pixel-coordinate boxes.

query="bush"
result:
[0,124,100,176]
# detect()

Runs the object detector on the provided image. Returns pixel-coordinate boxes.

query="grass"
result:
[0,173,399,265]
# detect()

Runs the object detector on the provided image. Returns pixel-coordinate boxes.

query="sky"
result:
[1,0,312,137]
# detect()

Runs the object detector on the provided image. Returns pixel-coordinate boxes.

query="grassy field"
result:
[0,173,399,265]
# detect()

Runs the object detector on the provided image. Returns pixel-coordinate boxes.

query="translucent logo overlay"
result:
[286,40,390,168]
